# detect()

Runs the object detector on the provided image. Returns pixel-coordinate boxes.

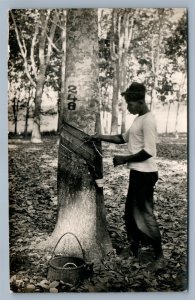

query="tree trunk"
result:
[174,72,186,136]
[121,98,127,133]
[151,76,158,112]
[12,97,19,135]
[31,10,58,143]
[24,99,30,139]
[110,10,119,135]
[151,9,165,112]
[24,86,32,139]
[174,101,180,138]
[120,55,127,133]
[57,10,67,134]
[111,61,119,134]
[31,11,49,143]
[31,67,46,143]
[165,101,171,135]
[46,9,112,262]
[119,10,136,133]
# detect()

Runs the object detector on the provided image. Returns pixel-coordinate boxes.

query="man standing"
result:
[90,82,164,269]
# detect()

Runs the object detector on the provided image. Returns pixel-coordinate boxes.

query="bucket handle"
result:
[52,232,86,260]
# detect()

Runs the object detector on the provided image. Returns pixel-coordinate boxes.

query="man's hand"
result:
[113,155,128,167]
[89,133,101,141]
[82,133,101,143]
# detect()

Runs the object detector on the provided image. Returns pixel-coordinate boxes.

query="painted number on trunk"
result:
[67,85,77,110]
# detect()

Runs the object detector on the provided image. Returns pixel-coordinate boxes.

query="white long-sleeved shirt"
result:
[122,112,158,172]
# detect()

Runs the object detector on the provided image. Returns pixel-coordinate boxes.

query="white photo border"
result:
[1,0,194,299]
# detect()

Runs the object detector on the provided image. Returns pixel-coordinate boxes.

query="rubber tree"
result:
[118,9,137,133]
[110,9,119,134]
[164,11,187,136]
[150,9,165,112]
[57,10,67,133]
[31,10,58,143]
[48,9,112,262]
[10,10,59,143]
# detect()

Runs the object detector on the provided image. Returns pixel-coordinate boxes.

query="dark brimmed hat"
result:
[121,82,146,101]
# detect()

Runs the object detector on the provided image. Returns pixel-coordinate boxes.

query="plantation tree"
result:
[109,9,119,134]
[8,26,27,135]
[47,9,112,261]
[57,10,67,133]
[99,9,136,134]
[100,9,137,133]
[174,74,187,135]
[164,12,187,135]
[99,10,114,134]
[12,97,20,135]
[150,9,165,111]
[31,10,59,142]
[97,8,187,135]
[124,9,175,107]
[24,85,33,138]
[10,10,59,143]
[8,71,26,135]
[118,9,137,133]
[8,80,20,135]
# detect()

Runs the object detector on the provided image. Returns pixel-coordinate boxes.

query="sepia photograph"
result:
[8,8,188,292]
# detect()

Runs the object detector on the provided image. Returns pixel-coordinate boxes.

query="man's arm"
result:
[113,149,151,167]
[89,134,126,144]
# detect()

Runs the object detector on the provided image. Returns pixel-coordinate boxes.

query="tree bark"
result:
[24,99,30,139]
[119,10,136,133]
[47,9,112,262]
[31,10,58,143]
[174,72,186,136]
[111,64,119,134]
[10,11,37,89]
[57,10,67,133]
[12,97,19,135]
[31,11,50,143]
[150,9,165,111]
[110,10,119,135]
[24,87,33,139]
[165,101,171,135]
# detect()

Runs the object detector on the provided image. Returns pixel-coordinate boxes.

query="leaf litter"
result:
[9,137,187,292]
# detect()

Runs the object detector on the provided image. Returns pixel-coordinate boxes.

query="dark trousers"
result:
[124,169,162,258]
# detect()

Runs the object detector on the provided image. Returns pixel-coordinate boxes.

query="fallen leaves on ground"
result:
[8,136,187,292]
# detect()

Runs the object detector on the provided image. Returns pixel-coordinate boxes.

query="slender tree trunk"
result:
[174,72,186,136]
[31,11,49,143]
[121,98,127,133]
[174,101,180,138]
[110,10,119,135]
[31,67,46,143]
[119,10,136,133]
[24,99,30,139]
[151,76,158,112]
[58,10,67,133]
[165,101,171,135]
[12,98,19,135]
[111,61,119,134]
[24,87,32,139]
[151,9,165,112]
[44,9,112,262]
[120,55,127,133]
[31,10,58,143]
[102,109,105,134]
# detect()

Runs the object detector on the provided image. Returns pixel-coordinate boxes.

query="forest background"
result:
[8,8,187,139]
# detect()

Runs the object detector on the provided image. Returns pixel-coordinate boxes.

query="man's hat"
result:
[121,82,146,101]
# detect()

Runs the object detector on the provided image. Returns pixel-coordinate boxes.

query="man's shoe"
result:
[119,244,139,259]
